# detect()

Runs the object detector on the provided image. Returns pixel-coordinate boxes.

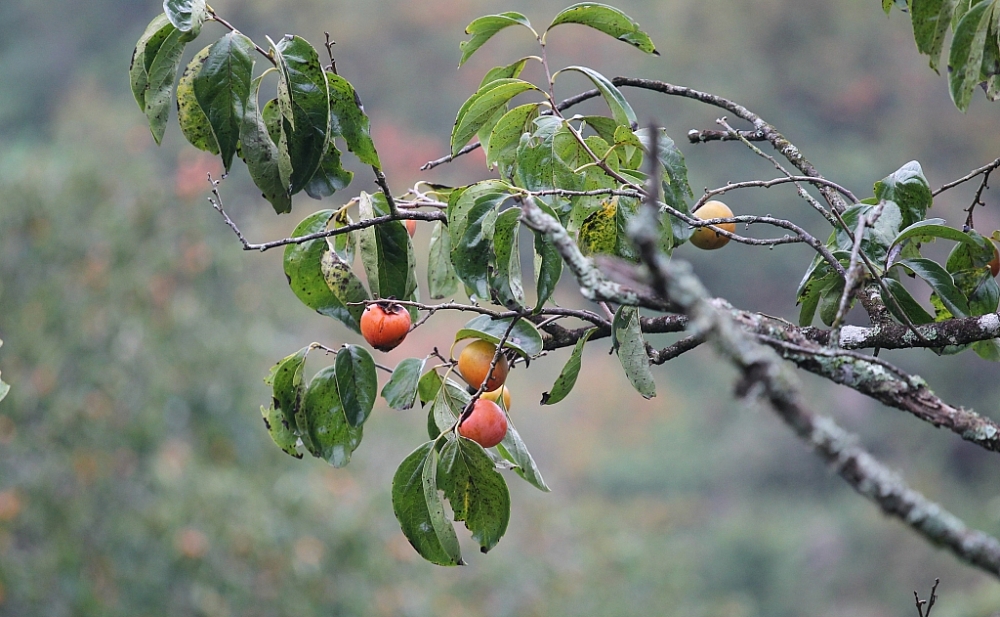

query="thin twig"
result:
[933,157,1000,196]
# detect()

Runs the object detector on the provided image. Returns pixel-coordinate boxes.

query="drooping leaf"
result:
[459,12,534,67]
[428,221,460,299]
[912,0,957,71]
[612,306,655,398]
[882,277,936,325]
[273,35,331,194]
[556,66,636,128]
[327,72,381,168]
[143,21,189,144]
[514,116,585,194]
[452,79,540,156]
[391,441,464,566]
[193,32,255,171]
[437,438,511,553]
[531,200,565,308]
[284,210,367,332]
[896,257,970,317]
[260,403,300,458]
[305,139,354,199]
[948,0,993,111]
[546,3,658,55]
[428,380,469,437]
[418,368,444,407]
[542,327,595,405]
[335,345,378,427]
[944,228,996,272]
[489,207,526,309]
[264,346,310,437]
[319,250,369,330]
[455,315,543,359]
[130,14,172,111]
[300,366,364,467]
[176,45,220,154]
[890,218,975,252]
[241,73,292,214]
[382,357,426,410]
[451,191,500,301]
[357,192,418,301]
[496,416,550,492]
[328,210,357,265]
[163,0,207,37]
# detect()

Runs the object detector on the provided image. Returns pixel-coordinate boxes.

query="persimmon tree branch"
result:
[625,188,1000,580]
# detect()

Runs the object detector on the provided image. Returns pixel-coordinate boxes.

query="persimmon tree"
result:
[131,0,1000,574]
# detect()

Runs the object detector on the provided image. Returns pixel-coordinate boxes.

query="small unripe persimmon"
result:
[458,398,508,448]
[405,219,417,238]
[690,200,736,250]
[990,245,1000,278]
[457,340,509,392]
[481,385,511,411]
[360,303,411,351]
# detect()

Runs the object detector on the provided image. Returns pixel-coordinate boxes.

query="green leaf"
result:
[320,250,369,331]
[612,306,655,399]
[335,345,378,427]
[488,207,526,309]
[635,127,694,210]
[428,221,460,299]
[437,438,511,553]
[382,357,426,411]
[556,66,636,128]
[264,346,310,439]
[327,72,381,168]
[874,161,933,228]
[973,338,1000,361]
[546,3,658,55]
[949,0,993,111]
[176,45,220,154]
[486,103,541,175]
[455,315,544,359]
[143,21,189,144]
[163,0,207,36]
[541,327,595,405]
[578,196,641,261]
[479,58,532,88]
[954,267,1000,314]
[514,117,585,194]
[241,73,292,214]
[797,270,842,327]
[882,278,936,325]
[305,139,354,199]
[818,278,847,327]
[451,191,500,301]
[890,218,975,251]
[428,380,469,437]
[459,12,534,67]
[284,210,366,332]
[193,32,254,171]
[329,210,357,266]
[299,366,364,467]
[896,257,970,317]
[531,201,565,308]
[418,368,444,407]
[273,35,331,194]
[944,228,996,272]
[130,14,172,111]
[357,193,418,301]
[912,0,957,71]
[391,441,464,566]
[452,79,540,156]
[496,416,550,492]
[260,404,300,458]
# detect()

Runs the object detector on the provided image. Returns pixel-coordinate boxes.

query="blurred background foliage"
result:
[4,0,1000,615]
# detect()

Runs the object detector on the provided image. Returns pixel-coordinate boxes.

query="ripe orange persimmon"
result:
[458,398,508,448]
[405,219,417,238]
[457,340,508,392]
[990,245,1000,278]
[360,303,411,351]
[690,200,736,250]
[481,385,511,411]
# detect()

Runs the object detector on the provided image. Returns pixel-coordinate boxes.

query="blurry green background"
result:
[4,0,1000,615]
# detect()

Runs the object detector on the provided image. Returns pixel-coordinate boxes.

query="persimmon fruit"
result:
[457,340,508,392]
[990,244,1000,278]
[690,200,736,250]
[360,303,411,351]
[482,385,511,411]
[458,398,508,448]
[405,219,417,238]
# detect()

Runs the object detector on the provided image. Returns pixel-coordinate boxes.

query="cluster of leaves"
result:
[130,0,379,215]
[885,0,1000,111]
[797,161,1000,359]
[153,1,676,565]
